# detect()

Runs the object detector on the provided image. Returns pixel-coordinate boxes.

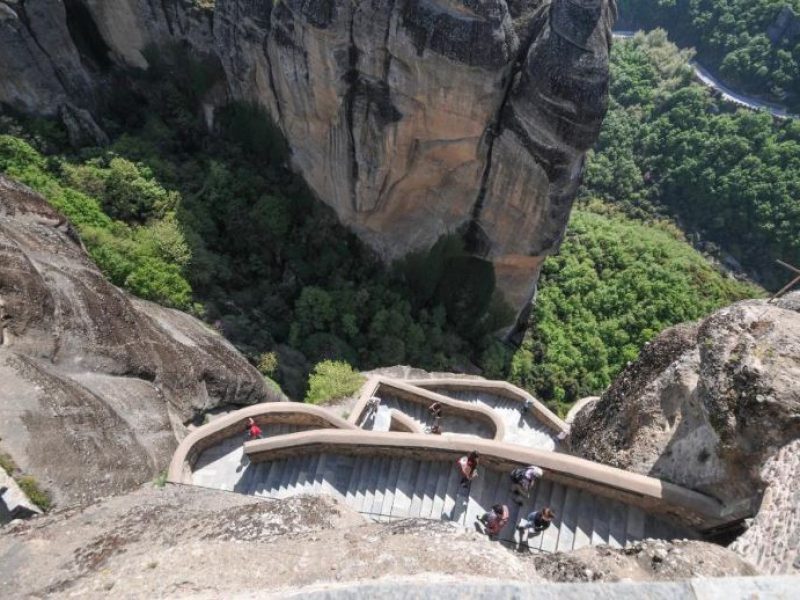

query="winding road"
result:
[613,31,797,120]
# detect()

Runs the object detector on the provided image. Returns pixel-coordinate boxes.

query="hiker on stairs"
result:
[480,503,509,539]
[521,507,555,539]
[509,465,543,505]
[246,417,262,440]
[457,451,479,487]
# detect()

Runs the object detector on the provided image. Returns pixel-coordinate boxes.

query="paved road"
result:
[613,31,797,120]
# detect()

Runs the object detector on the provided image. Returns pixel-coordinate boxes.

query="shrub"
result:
[305,360,365,405]
[16,475,52,511]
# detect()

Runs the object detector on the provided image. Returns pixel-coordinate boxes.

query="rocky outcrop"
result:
[729,438,800,574]
[0,0,614,321]
[0,177,281,507]
[569,295,800,571]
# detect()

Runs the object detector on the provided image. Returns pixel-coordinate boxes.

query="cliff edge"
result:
[0,0,615,321]
[0,177,281,508]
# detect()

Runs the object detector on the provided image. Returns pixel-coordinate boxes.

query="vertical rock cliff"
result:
[0,0,615,322]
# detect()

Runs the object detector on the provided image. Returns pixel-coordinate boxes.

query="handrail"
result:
[389,409,423,433]
[167,402,356,484]
[244,429,733,531]
[350,377,506,441]
[405,377,569,434]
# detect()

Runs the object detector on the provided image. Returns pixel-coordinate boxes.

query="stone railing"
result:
[350,377,506,440]
[406,377,569,434]
[167,402,355,484]
[244,430,731,531]
[388,409,423,433]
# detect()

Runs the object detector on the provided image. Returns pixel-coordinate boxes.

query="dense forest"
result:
[581,30,800,290]
[0,38,768,413]
[618,0,800,110]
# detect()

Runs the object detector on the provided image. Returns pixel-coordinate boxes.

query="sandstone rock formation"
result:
[0,177,280,507]
[0,0,615,320]
[569,294,800,572]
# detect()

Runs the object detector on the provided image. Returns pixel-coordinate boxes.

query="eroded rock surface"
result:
[0,0,615,317]
[0,177,280,507]
[569,295,800,572]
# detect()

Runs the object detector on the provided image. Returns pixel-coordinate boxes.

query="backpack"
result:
[510,467,527,483]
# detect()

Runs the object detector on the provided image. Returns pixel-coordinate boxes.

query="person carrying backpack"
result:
[481,503,510,538]
[457,451,479,487]
[509,465,543,505]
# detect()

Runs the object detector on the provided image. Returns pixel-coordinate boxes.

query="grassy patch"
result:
[0,451,17,475]
[16,475,52,511]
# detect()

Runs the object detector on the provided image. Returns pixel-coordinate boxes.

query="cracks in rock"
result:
[16,0,71,97]
[344,2,363,213]
[261,5,285,128]
[464,6,549,257]
[159,0,175,36]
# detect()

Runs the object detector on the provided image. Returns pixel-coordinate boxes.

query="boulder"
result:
[570,295,800,514]
[0,176,282,507]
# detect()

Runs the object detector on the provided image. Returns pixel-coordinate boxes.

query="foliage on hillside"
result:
[0,135,192,309]
[305,361,366,405]
[509,207,761,414]
[0,40,768,407]
[618,0,800,109]
[582,30,800,290]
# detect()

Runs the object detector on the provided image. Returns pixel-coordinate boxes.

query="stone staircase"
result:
[424,387,559,450]
[197,449,690,551]
[361,393,494,439]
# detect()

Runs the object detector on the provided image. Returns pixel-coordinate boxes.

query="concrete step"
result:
[380,458,401,518]
[391,458,416,518]
[410,460,431,517]
[591,496,612,546]
[573,489,595,550]
[556,486,580,552]
[540,483,565,552]
[345,454,364,506]
[442,461,461,521]
[360,457,378,514]
[626,507,646,544]
[421,462,443,519]
[431,461,449,519]
[369,456,389,515]
[528,479,553,551]
[608,500,628,548]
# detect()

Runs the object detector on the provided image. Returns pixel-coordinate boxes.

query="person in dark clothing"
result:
[509,465,544,505]
[523,507,555,535]
[428,401,442,419]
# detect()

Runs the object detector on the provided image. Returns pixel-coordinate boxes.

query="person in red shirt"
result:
[246,417,262,440]
[457,450,479,487]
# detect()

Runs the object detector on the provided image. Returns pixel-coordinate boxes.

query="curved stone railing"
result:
[244,430,729,531]
[350,377,506,441]
[565,396,600,425]
[388,409,423,433]
[406,377,569,434]
[168,402,356,484]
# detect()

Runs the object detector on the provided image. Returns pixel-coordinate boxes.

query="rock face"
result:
[569,295,800,572]
[0,0,615,320]
[729,438,800,574]
[0,177,280,507]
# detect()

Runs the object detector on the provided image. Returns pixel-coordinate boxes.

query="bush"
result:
[305,360,365,405]
[16,475,52,511]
